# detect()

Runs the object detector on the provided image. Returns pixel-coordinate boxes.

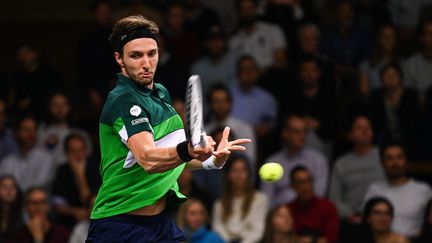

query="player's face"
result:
[185,202,206,231]
[0,178,18,204]
[367,202,392,233]
[115,38,159,87]
[382,146,407,179]
[272,206,294,234]
[350,116,373,145]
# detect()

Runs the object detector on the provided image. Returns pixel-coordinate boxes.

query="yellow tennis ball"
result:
[259,162,284,182]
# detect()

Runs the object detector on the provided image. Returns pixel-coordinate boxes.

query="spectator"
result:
[261,115,328,207]
[205,83,256,166]
[51,133,100,229]
[184,0,220,41]
[0,99,18,161]
[403,19,432,99]
[369,63,420,156]
[230,55,278,140]
[177,198,224,243]
[359,24,400,92]
[8,187,69,243]
[288,166,339,243]
[0,116,55,192]
[415,199,432,243]
[212,154,268,243]
[260,205,296,243]
[39,92,92,167]
[68,194,96,243]
[342,197,409,243]
[330,115,385,222]
[229,0,287,70]
[178,169,213,214]
[364,141,432,238]
[0,176,22,242]
[295,228,323,243]
[190,26,237,96]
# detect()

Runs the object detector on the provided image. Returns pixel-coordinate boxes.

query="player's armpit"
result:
[128,131,183,173]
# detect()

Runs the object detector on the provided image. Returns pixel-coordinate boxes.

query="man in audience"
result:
[0,116,54,192]
[288,166,339,243]
[68,194,97,243]
[229,0,287,70]
[330,115,385,223]
[0,99,17,161]
[8,187,69,243]
[404,19,432,100]
[261,115,328,207]
[364,141,432,238]
[205,83,256,165]
[51,133,100,229]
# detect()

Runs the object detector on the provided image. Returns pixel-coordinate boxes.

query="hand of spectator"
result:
[69,156,86,176]
[72,207,89,221]
[213,127,251,167]
[27,216,45,242]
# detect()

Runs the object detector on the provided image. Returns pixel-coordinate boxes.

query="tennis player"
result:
[86,15,251,242]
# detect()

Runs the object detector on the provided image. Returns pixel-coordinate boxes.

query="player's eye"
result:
[130,53,142,59]
[148,50,157,57]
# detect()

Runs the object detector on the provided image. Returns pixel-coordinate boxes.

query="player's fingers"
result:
[207,136,216,146]
[213,149,230,156]
[228,145,246,151]
[231,138,252,145]
[221,126,230,141]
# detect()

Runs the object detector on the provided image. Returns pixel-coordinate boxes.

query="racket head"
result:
[185,74,207,148]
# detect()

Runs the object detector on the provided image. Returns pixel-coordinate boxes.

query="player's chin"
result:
[136,77,154,86]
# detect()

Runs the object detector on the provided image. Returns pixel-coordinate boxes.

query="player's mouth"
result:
[139,72,152,78]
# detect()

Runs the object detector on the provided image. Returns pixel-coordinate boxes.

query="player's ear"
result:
[114,52,124,68]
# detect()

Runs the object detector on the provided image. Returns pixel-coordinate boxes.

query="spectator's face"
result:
[228,159,249,190]
[382,146,407,180]
[0,178,18,204]
[382,67,401,91]
[116,38,159,87]
[210,90,231,118]
[336,2,354,26]
[239,0,257,22]
[272,206,294,234]
[379,26,396,53]
[0,100,5,131]
[17,118,38,150]
[300,61,321,86]
[167,5,185,31]
[421,23,432,50]
[238,58,259,88]
[367,202,392,233]
[49,94,70,122]
[185,202,206,231]
[283,117,306,150]
[292,170,314,202]
[16,46,38,70]
[206,37,225,58]
[299,27,320,54]
[67,137,87,162]
[94,3,111,26]
[350,116,373,146]
[26,190,49,218]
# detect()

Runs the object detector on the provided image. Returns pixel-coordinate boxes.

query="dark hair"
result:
[363,197,394,221]
[207,83,233,103]
[13,115,37,132]
[261,205,295,243]
[379,140,406,162]
[236,54,257,74]
[380,62,403,80]
[63,132,87,152]
[25,187,47,202]
[290,165,310,184]
[0,175,23,237]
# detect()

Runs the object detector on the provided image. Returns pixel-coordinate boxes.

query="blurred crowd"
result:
[2,0,432,242]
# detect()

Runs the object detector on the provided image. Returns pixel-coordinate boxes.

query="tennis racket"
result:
[185,74,208,148]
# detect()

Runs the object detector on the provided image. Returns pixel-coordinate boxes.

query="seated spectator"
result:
[178,169,213,214]
[51,133,100,229]
[0,116,55,192]
[177,198,224,243]
[403,19,432,100]
[190,26,236,96]
[8,187,69,243]
[415,199,432,243]
[261,115,328,207]
[0,176,22,242]
[212,154,268,243]
[359,24,400,92]
[68,194,96,243]
[330,115,385,222]
[205,83,256,166]
[342,197,409,243]
[230,55,278,140]
[229,0,287,70]
[369,63,420,156]
[184,0,221,41]
[39,92,92,167]
[260,205,296,243]
[288,166,339,243]
[0,99,18,161]
[295,228,323,243]
[364,141,432,238]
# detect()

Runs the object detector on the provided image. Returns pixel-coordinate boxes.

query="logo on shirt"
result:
[130,105,142,117]
[131,117,148,125]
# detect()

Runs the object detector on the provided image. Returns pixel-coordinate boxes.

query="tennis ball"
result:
[259,162,284,182]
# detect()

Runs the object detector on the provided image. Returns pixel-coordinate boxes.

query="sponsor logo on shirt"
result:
[131,117,148,125]
[130,105,142,117]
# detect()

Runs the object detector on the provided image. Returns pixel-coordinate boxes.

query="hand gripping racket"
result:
[185,74,208,148]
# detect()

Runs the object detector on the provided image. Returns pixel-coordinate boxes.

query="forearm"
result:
[137,146,183,173]
[185,159,203,170]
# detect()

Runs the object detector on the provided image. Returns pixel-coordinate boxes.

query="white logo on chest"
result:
[130,105,142,117]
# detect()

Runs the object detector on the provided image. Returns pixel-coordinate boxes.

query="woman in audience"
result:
[212,154,268,243]
[0,175,22,241]
[177,198,223,243]
[415,199,432,243]
[260,205,296,243]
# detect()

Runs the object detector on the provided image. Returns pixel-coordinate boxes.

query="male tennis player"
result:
[86,15,251,242]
